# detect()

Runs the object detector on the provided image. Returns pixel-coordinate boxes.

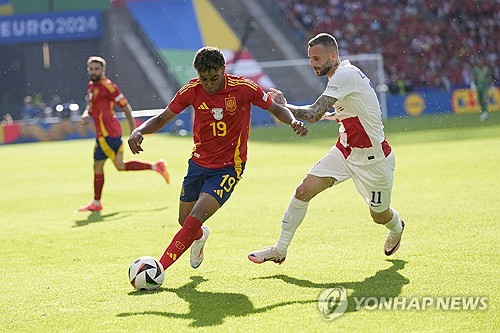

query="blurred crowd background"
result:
[0,0,498,126]
[277,0,498,91]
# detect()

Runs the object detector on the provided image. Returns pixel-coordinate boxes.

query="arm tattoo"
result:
[286,95,338,122]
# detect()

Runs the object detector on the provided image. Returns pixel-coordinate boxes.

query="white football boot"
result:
[190,225,210,269]
[248,246,286,265]
[384,220,405,256]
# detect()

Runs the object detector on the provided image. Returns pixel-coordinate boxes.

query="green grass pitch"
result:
[1,113,499,332]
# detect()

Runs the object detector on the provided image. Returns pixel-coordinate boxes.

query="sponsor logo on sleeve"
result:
[327,85,339,92]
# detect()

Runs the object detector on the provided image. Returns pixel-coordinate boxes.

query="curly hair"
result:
[193,47,226,73]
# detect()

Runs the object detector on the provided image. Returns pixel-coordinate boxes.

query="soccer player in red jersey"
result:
[78,56,171,212]
[128,47,308,271]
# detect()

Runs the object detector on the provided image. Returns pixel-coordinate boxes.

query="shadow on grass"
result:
[117,276,316,327]
[72,206,168,227]
[256,259,409,314]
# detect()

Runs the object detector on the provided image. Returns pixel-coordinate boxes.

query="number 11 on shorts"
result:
[370,191,382,207]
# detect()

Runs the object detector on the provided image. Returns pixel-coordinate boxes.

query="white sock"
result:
[384,208,402,235]
[93,199,101,206]
[274,196,309,255]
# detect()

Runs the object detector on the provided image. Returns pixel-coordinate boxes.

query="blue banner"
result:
[386,87,500,117]
[0,10,101,44]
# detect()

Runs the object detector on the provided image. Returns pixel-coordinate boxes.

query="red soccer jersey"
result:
[168,73,273,169]
[86,77,129,138]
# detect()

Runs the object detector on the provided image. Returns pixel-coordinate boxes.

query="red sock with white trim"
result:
[159,216,203,270]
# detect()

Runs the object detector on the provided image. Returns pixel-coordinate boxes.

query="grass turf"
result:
[0,112,499,332]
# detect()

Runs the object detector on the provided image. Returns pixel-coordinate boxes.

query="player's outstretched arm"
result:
[128,107,177,154]
[286,95,338,123]
[122,104,136,134]
[267,101,308,137]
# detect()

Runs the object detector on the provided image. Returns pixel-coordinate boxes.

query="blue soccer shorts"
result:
[180,159,246,206]
[94,136,123,161]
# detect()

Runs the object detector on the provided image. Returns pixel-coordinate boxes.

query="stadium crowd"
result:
[276,0,498,90]
[20,94,80,124]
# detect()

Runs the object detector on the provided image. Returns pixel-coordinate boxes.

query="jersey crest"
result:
[225,96,237,114]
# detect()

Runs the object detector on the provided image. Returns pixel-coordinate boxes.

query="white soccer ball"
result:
[128,256,165,291]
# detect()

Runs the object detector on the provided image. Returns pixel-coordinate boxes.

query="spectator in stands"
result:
[2,113,14,125]
[22,96,40,123]
[277,0,499,90]
[48,94,62,119]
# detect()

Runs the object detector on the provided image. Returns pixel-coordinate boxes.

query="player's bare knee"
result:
[93,162,105,174]
[294,185,313,202]
[295,176,333,202]
[370,208,391,224]
[371,216,386,224]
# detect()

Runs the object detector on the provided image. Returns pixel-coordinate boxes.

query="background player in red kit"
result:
[79,56,171,212]
[128,47,308,272]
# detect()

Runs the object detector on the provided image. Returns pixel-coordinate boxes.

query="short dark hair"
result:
[308,33,338,52]
[193,47,226,73]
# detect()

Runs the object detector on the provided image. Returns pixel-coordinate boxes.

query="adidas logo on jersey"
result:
[198,102,209,110]
[213,189,224,198]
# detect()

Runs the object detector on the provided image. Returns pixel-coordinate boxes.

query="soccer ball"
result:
[128,256,165,291]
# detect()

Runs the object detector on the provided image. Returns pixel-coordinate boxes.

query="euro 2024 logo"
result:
[317,286,348,320]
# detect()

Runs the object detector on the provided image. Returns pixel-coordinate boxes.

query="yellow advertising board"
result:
[452,87,500,114]
[404,93,425,116]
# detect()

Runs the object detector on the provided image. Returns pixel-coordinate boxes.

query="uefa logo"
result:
[317,286,348,320]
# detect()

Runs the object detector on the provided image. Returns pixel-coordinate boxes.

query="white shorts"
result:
[308,146,395,213]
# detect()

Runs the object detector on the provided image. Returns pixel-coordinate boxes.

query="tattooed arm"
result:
[268,88,337,123]
[286,95,338,123]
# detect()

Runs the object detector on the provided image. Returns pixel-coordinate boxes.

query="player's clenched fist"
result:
[291,119,308,137]
[128,130,144,154]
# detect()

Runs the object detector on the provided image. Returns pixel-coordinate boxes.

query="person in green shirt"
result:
[472,59,493,121]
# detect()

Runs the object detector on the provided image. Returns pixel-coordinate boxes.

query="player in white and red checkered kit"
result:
[249,33,405,265]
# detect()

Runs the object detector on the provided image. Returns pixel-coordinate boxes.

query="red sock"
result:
[159,216,203,270]
[194,227,203,240]
[124,160,152,171]
[94,173,104,200]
